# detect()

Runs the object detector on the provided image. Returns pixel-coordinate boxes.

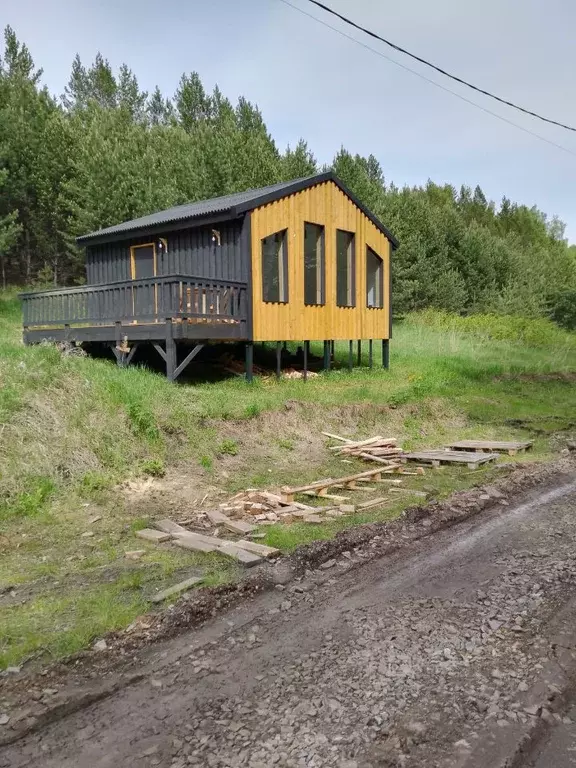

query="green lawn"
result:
[1,288,575,669]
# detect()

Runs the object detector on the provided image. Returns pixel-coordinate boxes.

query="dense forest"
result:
[1,26,575,325]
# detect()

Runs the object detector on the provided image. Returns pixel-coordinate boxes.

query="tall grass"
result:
[0,294,575,511]
[410,308,576,348]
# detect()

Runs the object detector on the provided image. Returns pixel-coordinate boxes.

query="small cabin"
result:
[21,172,398,380]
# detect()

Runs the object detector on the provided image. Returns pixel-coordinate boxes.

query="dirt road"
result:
[2,476,576,768]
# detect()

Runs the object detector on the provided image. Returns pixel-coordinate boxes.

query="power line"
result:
[300,0,576,135]
[278,0,576,158]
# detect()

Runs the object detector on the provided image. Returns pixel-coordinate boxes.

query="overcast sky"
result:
[5,0,576,240]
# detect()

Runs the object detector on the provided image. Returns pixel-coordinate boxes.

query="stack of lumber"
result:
[137,518,280,567]
[218,490,352,524]
[323,433,404,465]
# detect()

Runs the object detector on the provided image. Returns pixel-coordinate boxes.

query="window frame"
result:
[303,221,326,306]
[366,245,384,309]
[261,228,289,304]
[336,229,356,308]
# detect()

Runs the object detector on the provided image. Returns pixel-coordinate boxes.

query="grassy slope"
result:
[1,288,575,669]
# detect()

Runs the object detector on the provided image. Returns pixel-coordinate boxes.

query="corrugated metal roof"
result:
[76,172,399,247]
[77,176,320,243]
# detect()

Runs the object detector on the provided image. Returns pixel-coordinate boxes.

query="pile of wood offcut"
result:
[324,433,406,465]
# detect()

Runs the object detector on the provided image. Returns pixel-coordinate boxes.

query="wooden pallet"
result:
[447,440,533,456]
[401,450,499,470]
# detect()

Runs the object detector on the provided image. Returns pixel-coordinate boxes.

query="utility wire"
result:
[278,0,576,157]
[299,0,576,135]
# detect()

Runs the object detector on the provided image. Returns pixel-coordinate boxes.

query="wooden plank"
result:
[322,432,353,443]
[329,436,384,451]
[151,576,204,603]
[218,543,262,566]
[154,519,189,535]
[357,497,389,510]
[301,515,325,523]
[282,467,387,496]
[174,536,218,553]
[221,519,257,535]
[235,540,280,558]
[359,452,398,464]
[389,488,428,498]
[136,528,172,543]
[205,509,232,525]
[173,532,262,565]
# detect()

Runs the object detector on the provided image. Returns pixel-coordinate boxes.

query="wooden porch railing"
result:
[20,276,249,329]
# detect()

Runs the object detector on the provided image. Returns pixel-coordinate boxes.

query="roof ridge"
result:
[76,171,398,248]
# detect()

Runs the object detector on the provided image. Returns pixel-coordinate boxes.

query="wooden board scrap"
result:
[221,518,257,535]
[218,543,262,566]
[173,532,263,565]
[281,467,397,503]
[357,497,389,510]
[235,540,280,558]
[154,519,189,535]
[151,576,204,603]
[205,509,233,525]
[136,529,172,543]
[174,535,218,553]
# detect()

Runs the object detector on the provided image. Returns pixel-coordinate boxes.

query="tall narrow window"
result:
[261,229,288,303]
[366,246,384,308]
[304,223,325,305]
[336,230,355,307]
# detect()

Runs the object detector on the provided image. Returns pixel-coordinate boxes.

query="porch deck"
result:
[21,275,250,344]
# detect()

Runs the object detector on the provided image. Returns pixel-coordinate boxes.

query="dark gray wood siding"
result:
[85,219,246,285]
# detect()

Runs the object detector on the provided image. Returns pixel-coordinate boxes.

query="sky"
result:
[4,0,576,240]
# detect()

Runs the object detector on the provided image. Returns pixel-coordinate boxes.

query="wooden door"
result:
[130,243,157,318]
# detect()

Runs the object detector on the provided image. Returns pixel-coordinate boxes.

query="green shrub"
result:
[217,439,239,456]
[548,291,576,331]
[140,458,166,477]
[80,471,111,494]
[244,403,261,419]
[125,400,160,441]
[0,476,55,521]
[200,455,213,469]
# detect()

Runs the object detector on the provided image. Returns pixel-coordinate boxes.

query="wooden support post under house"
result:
[323,340,330,371]
[303,340,309,381]
[114,321,123,366]
[348,340,353,371]
[369,339,373,368]
[173,343,203,380]
[245,341,254,382]
[276,341,282,379]
[125,342,140,367]
[165,319,177,381]
[382,339,390,370]
[330,340,335,361]
[357,339,362,367]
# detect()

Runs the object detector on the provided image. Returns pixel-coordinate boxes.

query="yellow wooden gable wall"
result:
[249,180,391,342]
